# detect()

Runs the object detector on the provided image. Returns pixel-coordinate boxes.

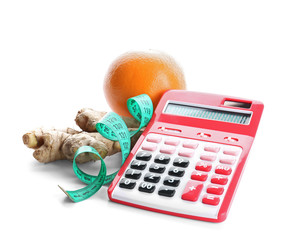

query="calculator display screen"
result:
[164,102,252,125]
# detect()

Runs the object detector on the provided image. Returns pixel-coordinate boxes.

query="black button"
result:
[136,151,152,161]
[158,186,175,197]
[163,176,180,187]
[125,169,141,179]
[119,178,136,189]
[168,167,185,177]
[130,160,147,170]
[144,173,161,183]
[138,182,155,193]
[154,154,170,164]
[173,157,189,168]
[149,163,166,173]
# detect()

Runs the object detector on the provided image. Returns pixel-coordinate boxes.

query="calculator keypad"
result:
[113,133,242,219]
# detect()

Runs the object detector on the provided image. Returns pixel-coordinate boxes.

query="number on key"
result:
[125,169,142,180]
[138,182,155,193]
[136,151,152,161]
[149,163,166,173]
[131,160,147,170]
[154,154,170,164]
[119,178,136,189]
[163,176,180,187]
[144,173,161,183]
[173,157,189,168]
[168,167,185,177]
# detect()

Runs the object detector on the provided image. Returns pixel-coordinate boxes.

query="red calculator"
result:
[108,90,263,222]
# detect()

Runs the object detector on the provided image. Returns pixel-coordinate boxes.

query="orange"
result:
[103,51,186,116]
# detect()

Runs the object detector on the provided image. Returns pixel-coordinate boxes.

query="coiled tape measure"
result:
[59,94,153,202]
[60,90,263,222]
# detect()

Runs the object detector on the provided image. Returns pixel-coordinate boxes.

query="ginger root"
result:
[23,110,143,163]
[75,108,140,132]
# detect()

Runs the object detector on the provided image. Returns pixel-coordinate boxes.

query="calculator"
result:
[108,90,263,222]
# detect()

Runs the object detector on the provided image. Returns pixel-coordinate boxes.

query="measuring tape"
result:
[59,94,153,202]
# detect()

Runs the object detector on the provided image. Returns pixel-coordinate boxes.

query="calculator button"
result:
[119,178,136,189]
[146,135,162,143]
[144,173,161,183]
[206,184,224,195]
[130,160,147,170]
[200,154,216,162]
[182,141,199,149]
[195,161,212,172]
[125,169,142,180]
[160,145,176,155]
[138,182,156,193]
[219,157,236,165]
[181,180,203,202]
[141,142,157,151]
[173,157,189,168]
[224,137,239,142]
[215,165,232,175]
[163,176,180,187]
[164,138,180,146]
[204,146,220,153]
[136,151,152,161]
[168,167,185,177]
[191,171,208,181]
[202,194,220,206]
[149,163,166,173]
[178,149,195,158]
[197,132,211,138]
[158,186,175,197]
[211,174,228,185]
[223,149,239,156]
[154,154,170,164]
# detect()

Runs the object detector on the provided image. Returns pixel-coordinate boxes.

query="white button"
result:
[182,140,199,149]
[204,146,220,153]
[164,138,180,146]
[223,149,239,156]
[146,134,162,143]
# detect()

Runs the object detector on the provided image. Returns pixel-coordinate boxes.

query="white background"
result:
[1,0,289,239]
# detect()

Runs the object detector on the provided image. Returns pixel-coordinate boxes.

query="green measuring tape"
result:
[59,94,153,202]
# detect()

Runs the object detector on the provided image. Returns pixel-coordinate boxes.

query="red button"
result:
[202,194,220,206]
[195,161,212,172]
[206,184,224,195]
[191,171,208,181]
[211,174,228,185]
[181,180,203,202]
[215,165,232,175]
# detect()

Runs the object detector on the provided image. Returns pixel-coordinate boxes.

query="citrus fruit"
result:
[103,51,186,116]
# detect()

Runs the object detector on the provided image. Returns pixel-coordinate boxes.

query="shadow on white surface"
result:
[29,152,123,203]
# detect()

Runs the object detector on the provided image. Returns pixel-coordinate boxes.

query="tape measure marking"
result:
[59,94,153,202]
